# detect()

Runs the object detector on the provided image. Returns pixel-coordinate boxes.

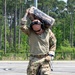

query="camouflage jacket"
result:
[20,25,56,56]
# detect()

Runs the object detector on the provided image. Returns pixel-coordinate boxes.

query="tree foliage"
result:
[0,0,75,55]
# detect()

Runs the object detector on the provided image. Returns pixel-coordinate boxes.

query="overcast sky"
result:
[59,0,67,3]
[63,0,67,3]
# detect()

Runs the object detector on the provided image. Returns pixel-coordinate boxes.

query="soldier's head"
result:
[30,19,44,34]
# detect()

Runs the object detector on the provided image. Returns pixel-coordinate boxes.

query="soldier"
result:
[20,18,56,75]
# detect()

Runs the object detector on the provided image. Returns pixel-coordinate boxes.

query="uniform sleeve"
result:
[49,30,57,56]
[20,25,31,36]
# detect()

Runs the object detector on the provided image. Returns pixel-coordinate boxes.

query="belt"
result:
[30,54,48,58]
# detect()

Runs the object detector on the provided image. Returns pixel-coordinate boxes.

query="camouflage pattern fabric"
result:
[27,56,51,75]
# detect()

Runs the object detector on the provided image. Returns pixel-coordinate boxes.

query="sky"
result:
[63,0,67,3]
[59,0,67,3]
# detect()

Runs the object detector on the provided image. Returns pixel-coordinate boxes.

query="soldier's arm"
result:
[20,21,31,36]
[20,8,31,36]
[49,30,57,56]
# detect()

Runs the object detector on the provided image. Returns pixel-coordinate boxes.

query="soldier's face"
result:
[32,24,41,32]
[32,24,42,34]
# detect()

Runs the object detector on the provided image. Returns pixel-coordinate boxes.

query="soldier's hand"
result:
[45,56,51,62]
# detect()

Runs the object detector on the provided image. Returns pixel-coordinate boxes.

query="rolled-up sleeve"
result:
[20,25,31,36]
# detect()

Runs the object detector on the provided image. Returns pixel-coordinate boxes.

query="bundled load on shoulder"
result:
[21,6,55,29]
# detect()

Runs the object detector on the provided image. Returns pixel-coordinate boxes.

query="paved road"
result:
[0,61,75,75]
[51,61,75,75]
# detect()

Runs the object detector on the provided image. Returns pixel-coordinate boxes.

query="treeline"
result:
[0,0,75,55]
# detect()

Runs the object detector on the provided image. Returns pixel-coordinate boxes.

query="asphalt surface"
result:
[0,61,75,75]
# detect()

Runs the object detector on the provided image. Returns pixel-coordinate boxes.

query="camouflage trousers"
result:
[27,56,51,75]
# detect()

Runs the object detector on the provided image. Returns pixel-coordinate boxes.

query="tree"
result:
[0,0,3,50]
[0,0,75,55]
[67,0,75,47]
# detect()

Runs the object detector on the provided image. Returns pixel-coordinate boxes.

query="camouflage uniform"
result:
[20,24,56,75]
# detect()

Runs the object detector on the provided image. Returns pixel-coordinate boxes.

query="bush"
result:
[55,46,75,60]
[0,50,3,60]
